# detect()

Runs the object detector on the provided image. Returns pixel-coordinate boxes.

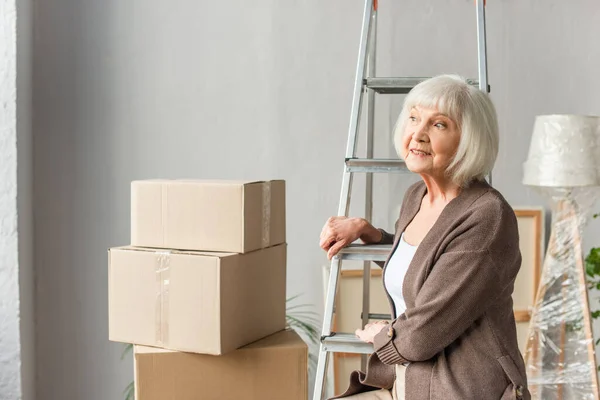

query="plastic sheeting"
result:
[524,187,600,400]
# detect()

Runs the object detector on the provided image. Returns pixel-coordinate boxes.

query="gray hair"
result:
[393,75,499,187]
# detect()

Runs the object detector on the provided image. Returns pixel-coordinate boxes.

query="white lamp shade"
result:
[523,114,600,187]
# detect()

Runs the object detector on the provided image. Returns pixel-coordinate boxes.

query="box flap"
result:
[135,344,175,355]
[242,329,308,350]
[110,246,238,258]
[135,329,306,355]
[132,179,284,186]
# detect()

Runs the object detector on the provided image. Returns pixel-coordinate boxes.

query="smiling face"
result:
[400,105,461,180]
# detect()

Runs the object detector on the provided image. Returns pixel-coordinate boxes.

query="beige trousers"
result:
[341,364,406,400]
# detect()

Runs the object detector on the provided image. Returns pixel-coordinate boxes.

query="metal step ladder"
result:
[313,1,489,398]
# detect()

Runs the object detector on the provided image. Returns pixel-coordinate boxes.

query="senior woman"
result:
[320,75,529,400]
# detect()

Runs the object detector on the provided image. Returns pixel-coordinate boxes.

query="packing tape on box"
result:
[155,251,171,346]
[262,181,271,248]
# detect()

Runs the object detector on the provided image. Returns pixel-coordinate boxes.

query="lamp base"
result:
[524,196,599,400]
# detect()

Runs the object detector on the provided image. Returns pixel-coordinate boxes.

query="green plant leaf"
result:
[286,304,318,311]
[286,310,321,318]
[286,316,320,344]
[286,294,303,303]
[288,320,318,337]
[308,352,318,370]
[124,381,134,400]
[121,343,133,360]
[585,247,600,277]
[286,313,319,326]
[286,313,321,325]
[285,294,321,340]
[591,311,600,319]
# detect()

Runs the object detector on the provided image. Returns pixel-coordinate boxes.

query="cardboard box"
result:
[109,244,286,355]
[134,329,308,400]
[131,179,286,253]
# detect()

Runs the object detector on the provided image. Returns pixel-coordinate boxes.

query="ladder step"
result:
[363,313,392,320]
[346,158,408,173]
[322,333,374,354]
[338,244,392,262]
[365,77,479,94]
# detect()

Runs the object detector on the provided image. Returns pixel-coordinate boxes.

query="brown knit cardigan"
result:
[331,180,530,400]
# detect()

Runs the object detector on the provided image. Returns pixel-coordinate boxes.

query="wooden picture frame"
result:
[331,207,544,394]
[512,207,545,354]
[332,269,389,395]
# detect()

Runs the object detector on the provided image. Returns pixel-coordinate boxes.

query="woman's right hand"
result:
[320,217,371,260]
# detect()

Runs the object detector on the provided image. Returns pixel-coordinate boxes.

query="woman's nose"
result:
[413,126,429,142]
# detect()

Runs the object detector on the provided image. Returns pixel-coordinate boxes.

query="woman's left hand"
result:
[355,320,389,343]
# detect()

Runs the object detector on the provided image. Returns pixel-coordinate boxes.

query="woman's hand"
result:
[355,320,389,343]
[319,217,366,260]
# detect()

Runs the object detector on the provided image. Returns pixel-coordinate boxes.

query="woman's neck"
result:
[420,175,462,207]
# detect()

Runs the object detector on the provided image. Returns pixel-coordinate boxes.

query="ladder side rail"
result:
[314,1,375,399]
[362,4,378,372]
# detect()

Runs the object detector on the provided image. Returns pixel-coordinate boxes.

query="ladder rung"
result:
[338,244,392,262]
[322,333,374,354]
[363,313,392,320]
[365,77,479,94]
[346,158,408,173]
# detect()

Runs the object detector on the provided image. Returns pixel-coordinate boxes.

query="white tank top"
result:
[384,232,418,316]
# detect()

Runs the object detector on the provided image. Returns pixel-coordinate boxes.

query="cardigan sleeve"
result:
[377,228,395,245]
[373,228,395,269]
[372,198,520,364]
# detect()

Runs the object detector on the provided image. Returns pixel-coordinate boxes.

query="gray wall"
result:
[32,0,600,399]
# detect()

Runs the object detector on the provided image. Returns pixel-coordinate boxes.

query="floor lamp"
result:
[523,115,600,400]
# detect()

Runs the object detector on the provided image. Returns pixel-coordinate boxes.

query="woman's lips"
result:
[410,149,431,156]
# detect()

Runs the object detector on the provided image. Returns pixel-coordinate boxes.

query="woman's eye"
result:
[434,122,446,129]
[409,116,417,122]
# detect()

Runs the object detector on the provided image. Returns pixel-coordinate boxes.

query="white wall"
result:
[0,0,34,398]
[32,1,600,399]
[0,1,21,398]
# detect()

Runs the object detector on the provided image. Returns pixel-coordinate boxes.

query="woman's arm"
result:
[359,221,395,269]
[359,221,394,245]
[320,217,394,259]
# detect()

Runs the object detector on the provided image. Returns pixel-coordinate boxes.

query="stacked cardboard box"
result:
[108,179,308,399]
[134,329,308,400]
